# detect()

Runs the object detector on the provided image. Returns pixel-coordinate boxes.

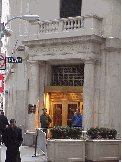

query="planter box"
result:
[85,139,121,162]
[47,139,85,162]
[24,132,36,146]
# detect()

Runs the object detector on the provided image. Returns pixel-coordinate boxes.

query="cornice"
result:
[84,13,103,20]
[22,35,106,47]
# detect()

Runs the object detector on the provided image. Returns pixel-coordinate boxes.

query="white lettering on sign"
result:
[8,57,22,63]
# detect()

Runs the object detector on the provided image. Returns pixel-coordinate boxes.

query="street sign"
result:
[0,53,6,70]
[8,57,22,63]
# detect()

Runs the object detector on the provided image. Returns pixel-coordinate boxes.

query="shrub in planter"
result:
[50,126,64,139]
[99,127,107,139]
[87,127,100,139]
[106,128,117,139]
[87,127,117,139]
[50,126,83,139]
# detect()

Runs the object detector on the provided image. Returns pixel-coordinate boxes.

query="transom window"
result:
[52,64,84,86]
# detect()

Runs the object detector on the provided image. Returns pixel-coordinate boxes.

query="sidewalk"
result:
[1,145,47,162]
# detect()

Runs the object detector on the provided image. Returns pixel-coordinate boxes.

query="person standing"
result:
[0,111,9,145]
[72,108,82,127]
[40,108,52,138]
[2,119,23,162]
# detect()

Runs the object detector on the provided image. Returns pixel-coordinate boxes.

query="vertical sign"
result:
[0,73,4,93]
[0,53,6,70]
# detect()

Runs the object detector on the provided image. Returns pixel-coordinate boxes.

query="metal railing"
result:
[32,128,47,161]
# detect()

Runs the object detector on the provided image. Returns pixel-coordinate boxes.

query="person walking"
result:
[40,108,51,138]
[2,119,23,162]
[72,108,82,127]
[0,111,9,145]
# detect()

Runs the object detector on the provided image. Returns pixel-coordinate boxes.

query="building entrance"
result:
[52,101,79,127]
[48,91,83,127]
[44,86,83,128]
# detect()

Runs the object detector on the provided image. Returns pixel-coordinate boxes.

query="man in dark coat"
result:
[40,108,51,138]
[2,119,23,162]
[0,111,9,144]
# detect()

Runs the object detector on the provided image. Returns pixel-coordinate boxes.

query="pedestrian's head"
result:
[1,111,4,115]
[10,119,16,129]
[76,108,80,114]
[42,108,47,114]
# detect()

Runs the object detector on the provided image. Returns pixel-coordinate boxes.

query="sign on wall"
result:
[0,74,4,93]
[8,57,22,63]
[0,53,6,70]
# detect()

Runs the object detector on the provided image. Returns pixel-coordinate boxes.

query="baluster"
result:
[74,18,77,30]
[76,16,81,29]
[44,22,46,33]
[81,16,84,27]
[77,18,80,29]
[68,17,73,30]
[60,18,67,31]
[52,21,54,33]
[53,21,56,33]
[47,22,49,32]
[40,22,42,33]
[40,23,42,33]
[64,20,67,30]
[45,20,49,33]
[71,19,73,30]
[59,19,64,32]
[67,20,70,30]
[41,22,44,33]
[54,19,59,32]
[48,21,52,33]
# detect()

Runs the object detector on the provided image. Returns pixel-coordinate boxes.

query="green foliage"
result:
[50,126,83,139]
[87,127,117,139]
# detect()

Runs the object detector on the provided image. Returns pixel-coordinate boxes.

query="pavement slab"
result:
[1,145,47,162]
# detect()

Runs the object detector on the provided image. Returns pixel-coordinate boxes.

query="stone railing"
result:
[39,16,84,33]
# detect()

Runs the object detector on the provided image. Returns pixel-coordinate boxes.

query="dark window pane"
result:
[60,0,82,18]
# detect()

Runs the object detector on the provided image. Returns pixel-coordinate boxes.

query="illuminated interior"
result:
[35,87,83,129]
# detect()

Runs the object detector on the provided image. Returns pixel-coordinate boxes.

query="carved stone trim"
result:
[84,57,96,64]
[29,43,91,55]
[84,14,103,20]
[22,35,105,47]
[27,60,40,67]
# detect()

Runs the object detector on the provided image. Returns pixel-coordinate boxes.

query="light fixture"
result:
[5,15,40,26]
[21,15,40,22]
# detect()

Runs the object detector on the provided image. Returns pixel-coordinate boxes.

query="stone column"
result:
[27,61,40,131]
[39,63,45,128]
[83,58,95,131]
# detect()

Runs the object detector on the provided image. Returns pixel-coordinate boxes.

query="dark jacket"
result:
[2,126,23,162]
[72,113,82,127]
[40,113,51,128]
[0,114,9,130]
[2,126,23,148]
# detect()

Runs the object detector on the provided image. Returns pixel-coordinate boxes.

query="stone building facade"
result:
[4,0,121,135]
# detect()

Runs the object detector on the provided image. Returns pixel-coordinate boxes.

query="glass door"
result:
[51,101,81,127]
[67,102,78,127]
[53,104,62,126]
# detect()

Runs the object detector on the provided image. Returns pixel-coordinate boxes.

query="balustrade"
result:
[39,16,84,34]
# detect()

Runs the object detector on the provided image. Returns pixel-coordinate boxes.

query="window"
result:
[60,0,82,18]
[52,64,84,86]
